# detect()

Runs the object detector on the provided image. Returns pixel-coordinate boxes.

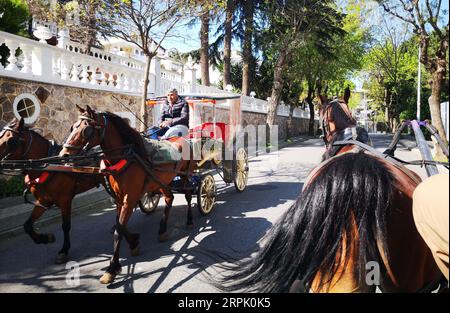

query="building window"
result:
[13,93,41,124]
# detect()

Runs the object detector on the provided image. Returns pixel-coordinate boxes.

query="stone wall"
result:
[242,111,317,140]
[0,76,317,144]
[0,77,149,143]
[193,107,317,141]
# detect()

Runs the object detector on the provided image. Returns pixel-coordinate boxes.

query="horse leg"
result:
[114,215,140,257]
[100,223,123,284]
[158,190,174,242]
[23,202,55,244]
[185,191,194,228]
[55,204,72,264]
[100,202,138,284]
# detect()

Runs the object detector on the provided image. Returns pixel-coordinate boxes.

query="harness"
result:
[1,126,33,160]
[63,114,107,153]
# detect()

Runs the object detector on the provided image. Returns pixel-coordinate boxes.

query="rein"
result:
[332,140,422,185]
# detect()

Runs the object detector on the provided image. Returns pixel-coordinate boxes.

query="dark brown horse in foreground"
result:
[0,118,104,264]
[216,89,440,292]
[60,105,194,284]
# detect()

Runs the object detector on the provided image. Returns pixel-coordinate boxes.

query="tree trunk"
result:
[140,54,152,132]
[429,69,449,158]
[266,44,289,127]
[84,3,97,54]
[307,84,315,136]
[286,103,295,140]
[223,0,233,89]
[200,9,210,86]
[241,0,253,96]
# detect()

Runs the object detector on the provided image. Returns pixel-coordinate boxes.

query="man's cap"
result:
[167,88,178,95]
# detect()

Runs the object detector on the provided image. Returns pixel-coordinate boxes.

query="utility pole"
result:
[416,0,422,121]
[417,45,421,121]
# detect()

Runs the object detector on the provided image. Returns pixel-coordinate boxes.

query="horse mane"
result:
[103,111,147,158]
[216,151,403,292]
[328,100,356,131]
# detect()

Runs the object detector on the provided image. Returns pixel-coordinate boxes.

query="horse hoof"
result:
[130,245,140,257]
[55,253,69,264]
[48,234,56,243]
[158,232,168,242]
[99,272,115,285]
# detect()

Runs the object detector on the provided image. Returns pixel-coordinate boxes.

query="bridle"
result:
[0,126,33,160]
[320,99,352,147]
[63,113,107,153]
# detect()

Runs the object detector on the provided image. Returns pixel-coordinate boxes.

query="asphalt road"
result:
[0,134,447,293]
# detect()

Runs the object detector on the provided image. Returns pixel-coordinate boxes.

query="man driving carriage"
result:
[147,88,189,140]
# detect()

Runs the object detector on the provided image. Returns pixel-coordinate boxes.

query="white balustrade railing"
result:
[241,95,317,119]
[161,69,182,82]
[159,78,190,96]
[241,95,269,113]
[277,102,290,117]
[195,84,236,95]
[0,31,144,95]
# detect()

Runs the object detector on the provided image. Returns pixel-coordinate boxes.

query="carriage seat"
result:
[143,137,183,164]
[189,122,226,141]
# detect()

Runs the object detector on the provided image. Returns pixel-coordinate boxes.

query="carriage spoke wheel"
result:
[211,143,222,166]
[234,147,249,192]
[138,193,160,214]
[197,174,216,215]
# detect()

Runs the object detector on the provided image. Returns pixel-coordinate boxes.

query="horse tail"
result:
[218,151,395,292]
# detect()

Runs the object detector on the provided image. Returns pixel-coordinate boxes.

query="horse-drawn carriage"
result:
[139,94,249,215]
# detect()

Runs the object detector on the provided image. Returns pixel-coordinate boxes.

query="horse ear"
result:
[76,104,86,114]
[318,95,327,107]
[344,87,351,103]
[86,105,95,117]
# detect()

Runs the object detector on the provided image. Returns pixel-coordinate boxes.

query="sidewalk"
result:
[0,186,111,241]
[0,134,318,241]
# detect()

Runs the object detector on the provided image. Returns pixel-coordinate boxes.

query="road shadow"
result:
[0,179,304,293]
[112,180,303,293]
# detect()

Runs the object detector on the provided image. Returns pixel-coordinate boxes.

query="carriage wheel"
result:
[234,147,249,192]
[210,143,222,166]
[138,193,160,214]
[197,174,216,215]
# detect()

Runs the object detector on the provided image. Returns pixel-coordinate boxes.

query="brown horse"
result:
[216,89,441,293]
[60,105,194,284]
[317,87,371,160]
[0,118,104,264]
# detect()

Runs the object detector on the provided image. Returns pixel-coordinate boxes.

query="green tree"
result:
[377,0,449,154]
[0,0,30,36]
[98,0,184,131]
[261,0,344,131]
[363,19,418,131]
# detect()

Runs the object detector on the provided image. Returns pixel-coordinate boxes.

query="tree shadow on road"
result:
[0,178,304,293]
[101,180,304,293]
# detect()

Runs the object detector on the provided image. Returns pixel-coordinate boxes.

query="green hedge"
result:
[0,176,25,198]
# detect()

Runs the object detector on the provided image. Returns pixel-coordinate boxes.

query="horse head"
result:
[318,87,356,147]
[0,117,29,160]
[60,105,107,157]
